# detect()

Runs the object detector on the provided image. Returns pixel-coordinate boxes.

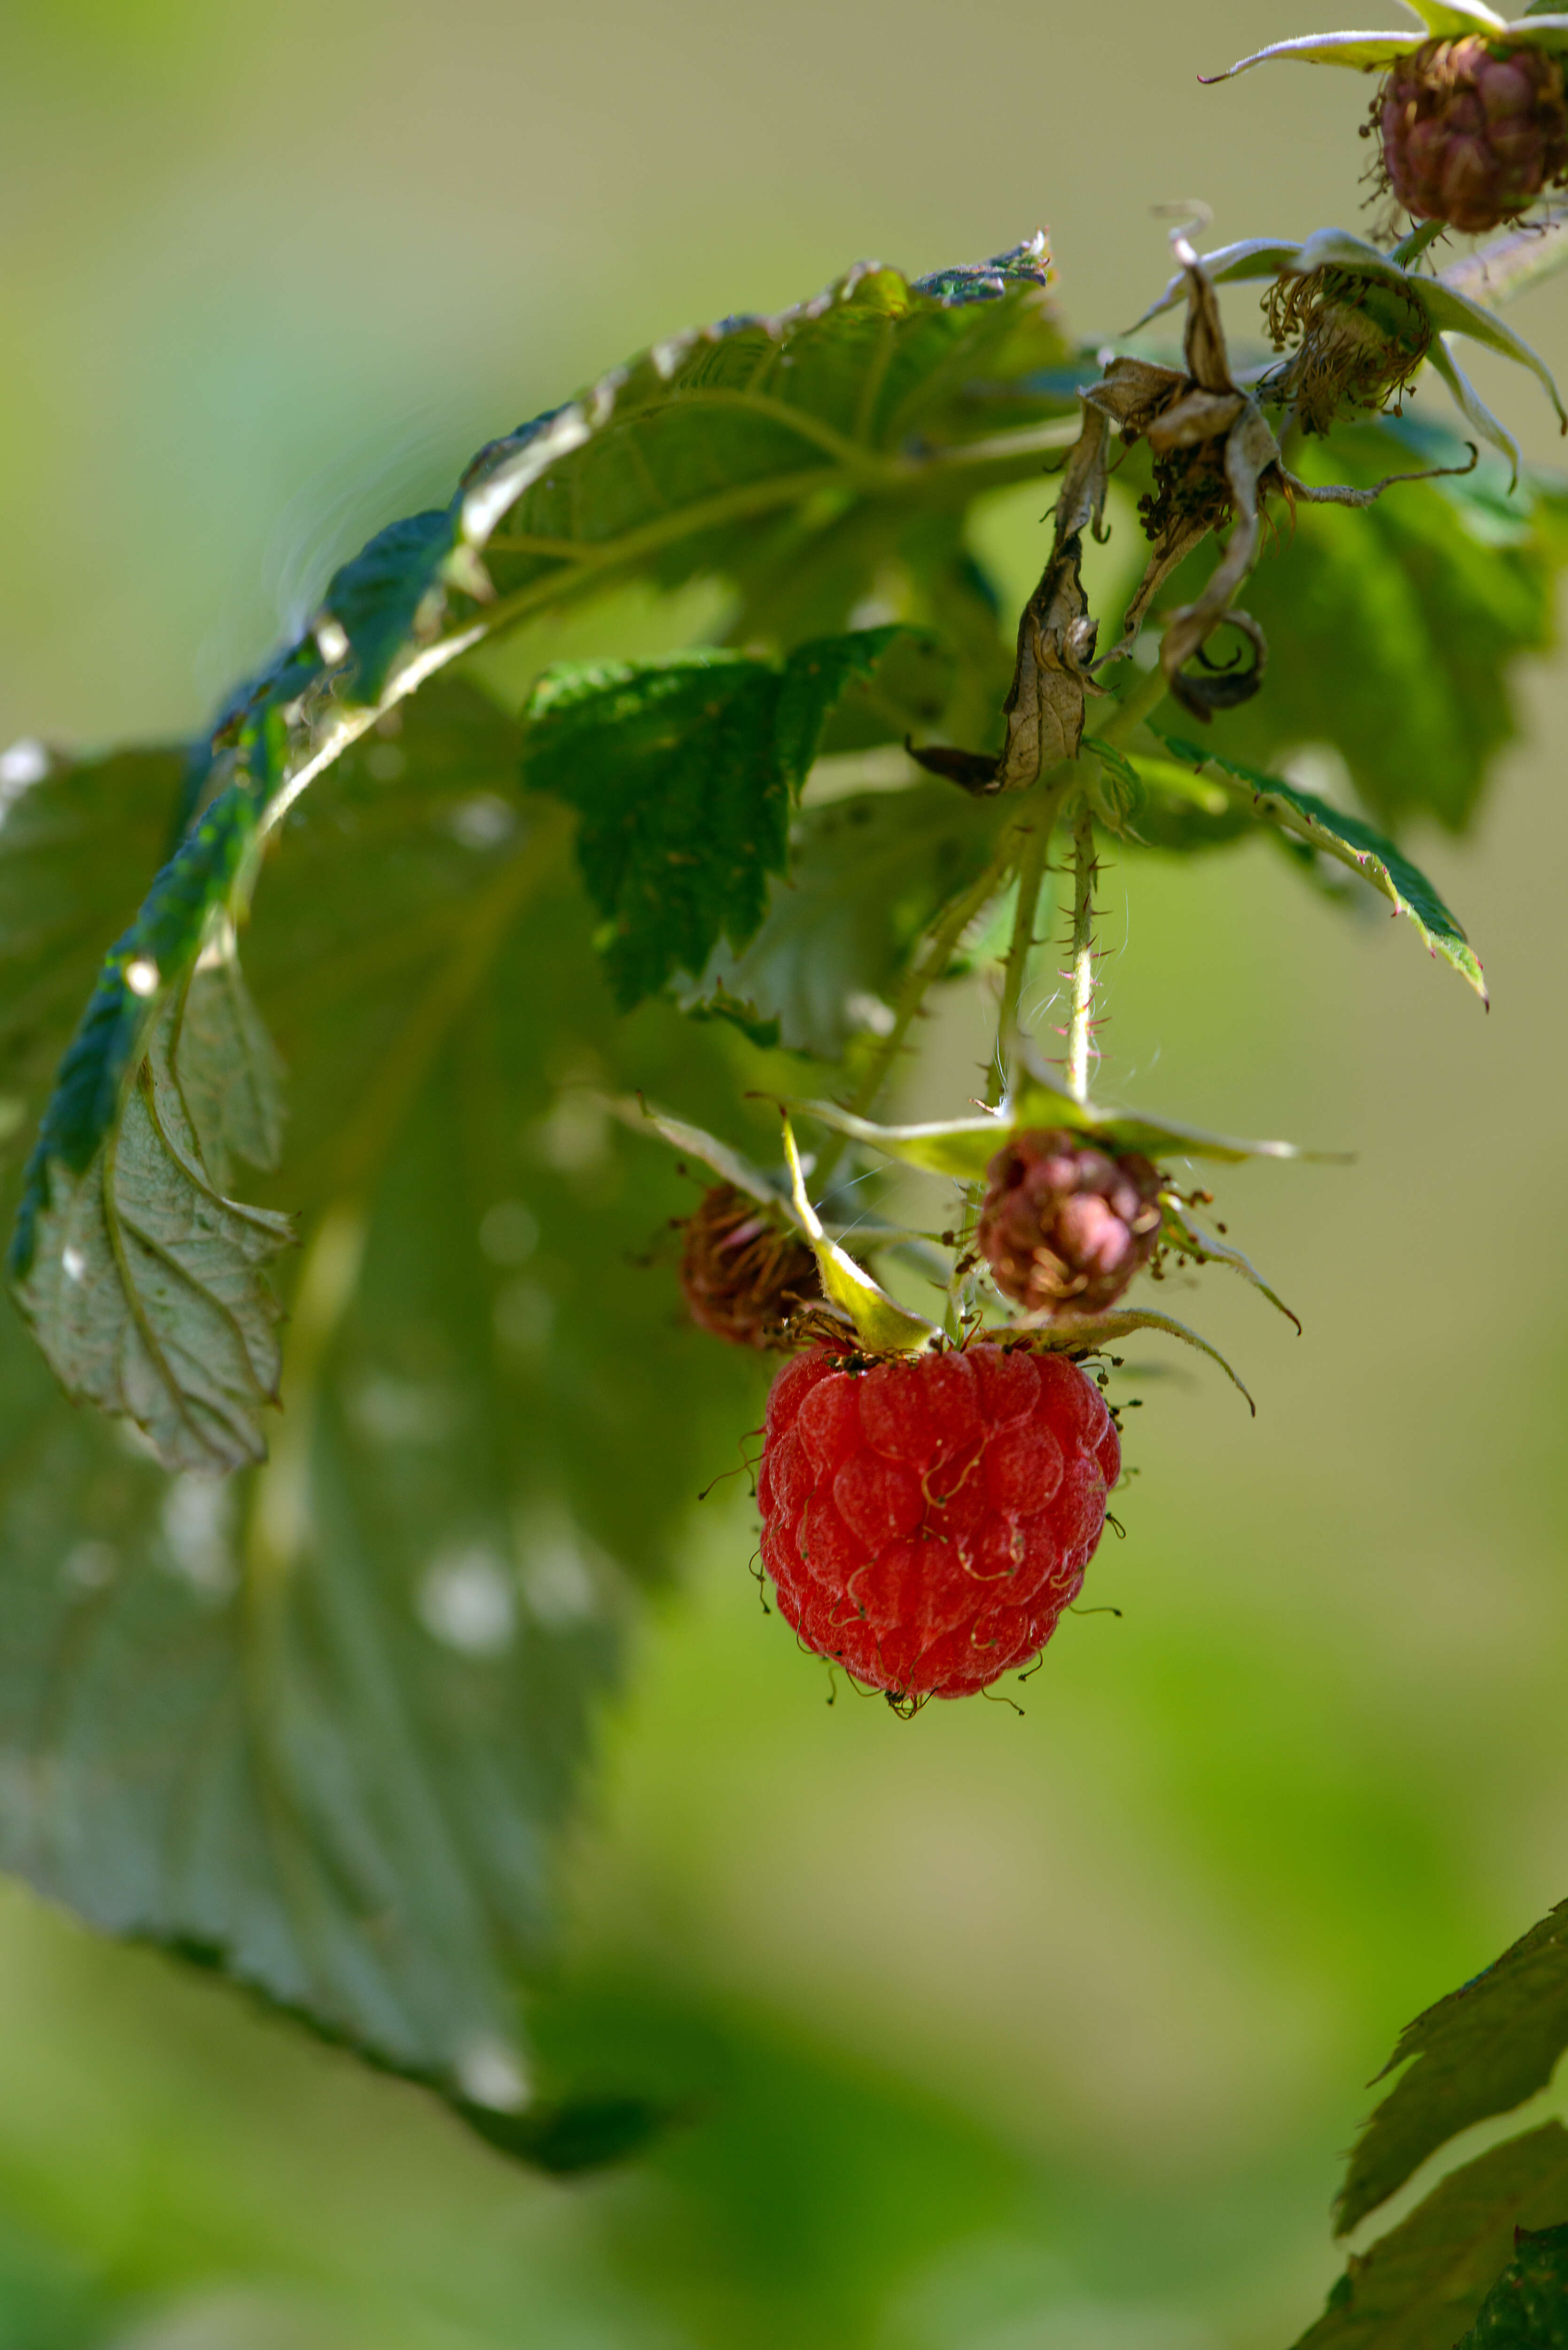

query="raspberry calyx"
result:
[1377,38,1568,233]
[757,1341,1121,1703]
[679,1183,819,1350]
[977,1129,1162,1318]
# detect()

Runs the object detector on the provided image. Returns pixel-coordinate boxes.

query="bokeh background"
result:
[4,1,1568,2344]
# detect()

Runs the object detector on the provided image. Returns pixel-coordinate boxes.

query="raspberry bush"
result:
[5,14,1568,2341]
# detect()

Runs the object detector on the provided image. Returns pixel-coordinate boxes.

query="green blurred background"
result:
[5,0,1568,2343]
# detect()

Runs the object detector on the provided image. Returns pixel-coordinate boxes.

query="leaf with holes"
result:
[10,785,292,1472]
[0,681,780,2160]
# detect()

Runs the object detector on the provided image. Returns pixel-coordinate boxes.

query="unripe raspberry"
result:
[1380,38,1568,232]
[977,1130,1161,1317]
[757,1342,1121,1701]
[679,1184,819,1350]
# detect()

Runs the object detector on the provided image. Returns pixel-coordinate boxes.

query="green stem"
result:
[1066,800,1099,1104]
[812,850,1008,1190]
[1090,657,1170,754]
[987,773,1069,1107]
[810,663,1161,1185]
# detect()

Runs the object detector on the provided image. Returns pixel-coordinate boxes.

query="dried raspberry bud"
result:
[1380,37,1568,233]
[679,1183,819,1350]
[977,1130,1161,1318]
[757,1343,1121,1701]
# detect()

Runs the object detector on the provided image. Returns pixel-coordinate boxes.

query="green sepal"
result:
[601,1093,787,1209]
[780,1116,935,1354]
[1019,1305,1256,1413]
[787,1064,1318,1182]
[1159,1193,1302,1332]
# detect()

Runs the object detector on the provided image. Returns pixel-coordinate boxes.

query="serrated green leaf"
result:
[688,782,1004,1058]
[1206,421,1560,833]
[8,243,1076,1452]
[1147,731,1487,1001]
[1337,1900,1568,2236]
[11,971,292,1474]
[8,782,296,1472]
[1458,2220,1568,2347]
[521,630,901,1008]
[320,508,465,705]
[278,240,1073,791]
[0,680,773,2161]
[0,743,186,1132]
[1295,2126,1568,2350]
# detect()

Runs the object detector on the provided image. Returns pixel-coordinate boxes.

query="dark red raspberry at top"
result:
[757,1342,1121,1701]
[1380,37,1568,233]
[978,1129,1162,1318]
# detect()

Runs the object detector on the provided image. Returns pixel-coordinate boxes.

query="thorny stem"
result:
[987,773,1069,1108]
[1066,800,1099,1104]
[813,653,1167,1183]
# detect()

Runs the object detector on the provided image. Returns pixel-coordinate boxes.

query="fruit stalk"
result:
[990,776,1069,1107]
[811,850,1010,1189]
[1066,800,1099,1103]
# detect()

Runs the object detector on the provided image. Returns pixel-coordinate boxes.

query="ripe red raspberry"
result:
[977,1130,1161,1317]
[756,1342,1121,1701]
[1380,38,1568,232]
[679,1184,819,1350]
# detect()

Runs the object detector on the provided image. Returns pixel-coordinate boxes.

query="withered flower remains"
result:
[1263,266,1432,433]
[911,234,1468,769]
[679,1183,819,1350]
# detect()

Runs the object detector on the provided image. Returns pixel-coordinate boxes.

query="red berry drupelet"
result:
[757,1342,1121,1701]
